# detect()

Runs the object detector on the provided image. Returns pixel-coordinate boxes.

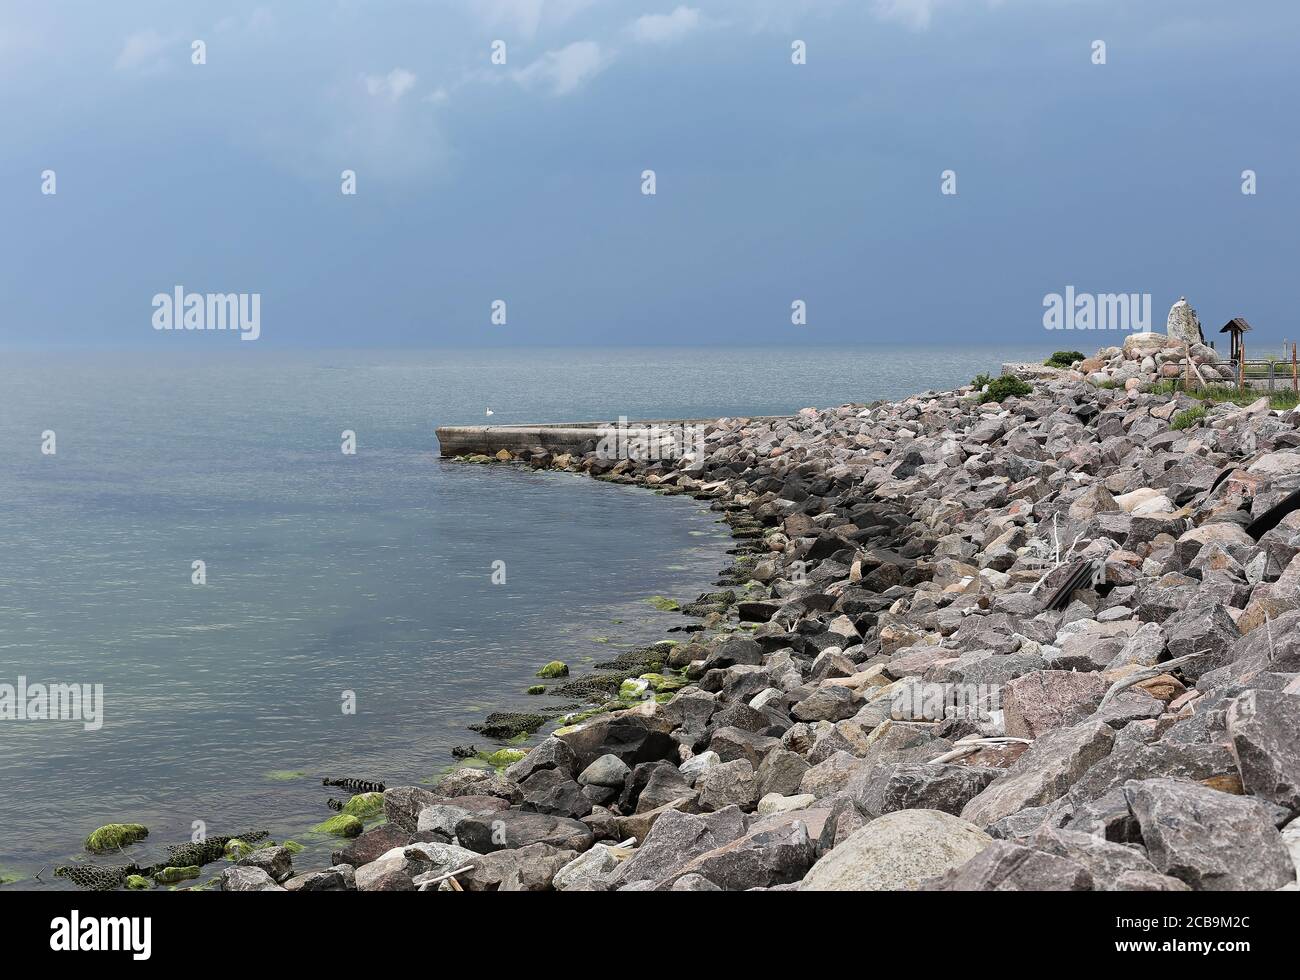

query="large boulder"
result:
[612,806,748,888]
[1002,671,1108,739]
[1123,778,1295,890]
[555,711,678,771]
[1226,690,1300,810]
[456,843,578,892]
[455,810,594,855]
[799,809,992,891]
[220,866,285,892]
[849,762,1000,820]
[961,721,1115,827]
[921,840,1094,891]
[651,820,817,891]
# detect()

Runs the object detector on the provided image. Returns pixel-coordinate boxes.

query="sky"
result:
[2,0,1298,350]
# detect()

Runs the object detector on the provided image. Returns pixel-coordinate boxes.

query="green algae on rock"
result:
[536,660,569,678]
[475,747,527,769]
[526,684,546,695]
[263,769,308,781]
[312,814,364,837]
[84,823,149,853]
[340,791,385,818]
[125,874,151,890]
[645,595,681,611]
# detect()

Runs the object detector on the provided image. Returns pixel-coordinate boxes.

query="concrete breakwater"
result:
[435,418,785,459]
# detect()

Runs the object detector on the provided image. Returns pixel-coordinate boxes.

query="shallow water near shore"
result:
[0,345,1039,887]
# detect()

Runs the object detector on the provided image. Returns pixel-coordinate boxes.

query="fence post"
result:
[1269,359,1276,392]
[1292,343,1296,392]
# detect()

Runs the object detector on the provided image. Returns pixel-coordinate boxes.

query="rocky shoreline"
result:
[63,335,1300,891]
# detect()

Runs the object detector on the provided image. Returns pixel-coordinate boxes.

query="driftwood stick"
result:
[422,864,475,888]
[929,736,1032,765]
[1097,651,1205,709]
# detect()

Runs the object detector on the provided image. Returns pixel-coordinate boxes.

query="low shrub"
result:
[1045,350,1084,368]
[978,375,1033,404]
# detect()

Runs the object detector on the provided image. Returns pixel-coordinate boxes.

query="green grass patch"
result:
[1144,380,1300,411]
[1169,406,1207,430]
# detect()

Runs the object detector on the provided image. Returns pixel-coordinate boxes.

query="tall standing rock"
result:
[1165,296,1205,346]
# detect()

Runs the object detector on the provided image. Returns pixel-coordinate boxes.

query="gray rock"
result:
[235,844,294,883]
[520,768,592,818]
[756,748,812,798]
[1162,603,1240,682]
[578,753,631,789]
[554,712,677,771]
[1029,824,1163,887]
[612,806,748,887]
[654,820,816,891]
[383,785,448,834]
[674,750,716,784]
[283,868,352,891]
[850,762,1001,820]
[1227,689,1300,810]
[921,840,1094,890]
[416,804,470,842]
[458,842,578,891]
[504,736,578,783]
[671,872,722,891]
[455,810,594,854]
[553,843,622,891]
[800,809,992,891]
[1123,777,1295,890]
[220,865,286,892]
[792,685,858,722]
[962,721,1116,827]
[696,759,758,811]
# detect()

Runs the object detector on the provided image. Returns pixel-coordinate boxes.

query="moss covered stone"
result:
[476,747,527,768]
[84,823,149,853]
[153,866,200,884]
[281,840,305,854]
[526,684,546,695]
[340,791,385,817]
[312,814,364,838]
[646,595,681,611]
[640,672,687,693]
[125,874,151,890]
[536,661,569,678]
[619,678,650,700]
